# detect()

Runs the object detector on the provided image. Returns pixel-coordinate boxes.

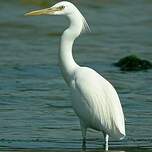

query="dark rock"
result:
[115,55,152,71]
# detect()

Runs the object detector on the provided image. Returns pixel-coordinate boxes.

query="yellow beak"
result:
[25,7,61,16]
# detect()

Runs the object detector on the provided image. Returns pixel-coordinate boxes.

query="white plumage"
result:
[72,67,125,138]
[26,1,125,150]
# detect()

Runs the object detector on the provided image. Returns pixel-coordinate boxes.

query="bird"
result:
[25,1,126,151]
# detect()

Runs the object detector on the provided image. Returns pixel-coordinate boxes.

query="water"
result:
[0,0,152,151]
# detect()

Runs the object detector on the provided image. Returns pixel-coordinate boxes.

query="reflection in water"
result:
[0,149,128,152]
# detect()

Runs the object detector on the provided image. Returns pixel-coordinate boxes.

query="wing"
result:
[72,67,125,139]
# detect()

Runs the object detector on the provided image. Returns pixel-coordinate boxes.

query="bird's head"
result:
[25,1,90,33]
[26,1,79,16]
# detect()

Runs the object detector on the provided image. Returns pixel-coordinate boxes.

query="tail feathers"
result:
[118,124,126,139]
[115,126,126,140]
[108,124,126,140]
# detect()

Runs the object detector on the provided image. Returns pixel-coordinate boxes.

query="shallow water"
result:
[0,0,152,151]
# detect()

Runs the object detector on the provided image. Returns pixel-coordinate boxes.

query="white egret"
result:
[25,1,125,151]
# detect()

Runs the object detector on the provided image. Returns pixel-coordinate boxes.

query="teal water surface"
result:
[0,0,152,151]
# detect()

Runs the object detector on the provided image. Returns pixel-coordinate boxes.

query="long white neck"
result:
[59,12,83,86]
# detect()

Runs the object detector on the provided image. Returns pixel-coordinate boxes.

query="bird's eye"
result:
[58,6,65,10]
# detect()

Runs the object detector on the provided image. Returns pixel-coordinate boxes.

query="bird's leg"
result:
[80,120,87,150]
[81,126,87,149]
[104,134,109,151]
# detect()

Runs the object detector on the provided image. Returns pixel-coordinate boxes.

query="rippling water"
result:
[0,0,152,151]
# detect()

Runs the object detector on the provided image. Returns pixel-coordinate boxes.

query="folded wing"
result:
[72,67,125,139]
